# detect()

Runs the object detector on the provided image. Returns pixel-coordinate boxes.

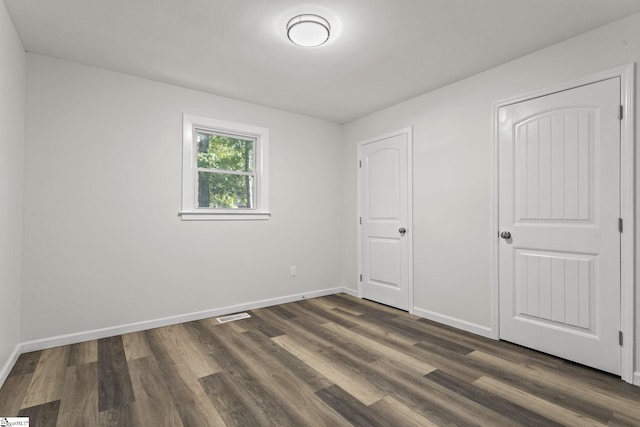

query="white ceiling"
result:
[5,0,640,123]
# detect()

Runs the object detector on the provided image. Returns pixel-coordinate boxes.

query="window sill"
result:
[179,211,271,221]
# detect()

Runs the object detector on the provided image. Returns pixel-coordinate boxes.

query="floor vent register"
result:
[216,312,251,324]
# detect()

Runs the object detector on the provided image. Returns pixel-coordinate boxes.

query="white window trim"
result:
[180,114,270,221]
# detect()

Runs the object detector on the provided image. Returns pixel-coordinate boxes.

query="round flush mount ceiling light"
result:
[287,14,330,47]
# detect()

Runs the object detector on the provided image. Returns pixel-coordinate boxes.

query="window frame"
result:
[180,114,270,221]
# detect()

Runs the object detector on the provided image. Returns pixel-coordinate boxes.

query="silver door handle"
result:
[500,231,511,239]
[399,227,407,236]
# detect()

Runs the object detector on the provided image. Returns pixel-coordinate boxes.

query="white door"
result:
[498,78,621,374]
[359,130,412,311]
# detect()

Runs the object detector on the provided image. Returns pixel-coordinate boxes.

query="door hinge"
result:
[359,274,362,282]
[359,160,362,168]
[618,217,623,233]
[618,105,623,120]
[619,331,623,346]
[359,217,362,225]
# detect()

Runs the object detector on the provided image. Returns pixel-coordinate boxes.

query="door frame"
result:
[490,64,635,383]
[357,127,414,313]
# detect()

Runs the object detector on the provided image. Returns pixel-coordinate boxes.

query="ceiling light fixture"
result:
[287,14,330,47]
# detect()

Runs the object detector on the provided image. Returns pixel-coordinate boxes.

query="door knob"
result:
[500,231,511,239]
[399,227,407,236]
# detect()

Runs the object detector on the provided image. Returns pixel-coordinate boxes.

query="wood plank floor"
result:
[1,293,639,426]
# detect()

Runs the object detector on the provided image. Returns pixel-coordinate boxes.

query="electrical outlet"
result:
[290,266,297,277]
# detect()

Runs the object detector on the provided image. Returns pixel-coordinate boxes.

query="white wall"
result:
[0,0,25,379]
[341,12,640,368]
[21,54,342,341]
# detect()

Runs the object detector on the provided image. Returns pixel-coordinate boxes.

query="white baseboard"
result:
[0,344,22,389]
[413,306,494,339]
[2,288,503,389]
[20,287,346,354]
[341,287,358,297]
[634,371,640,386]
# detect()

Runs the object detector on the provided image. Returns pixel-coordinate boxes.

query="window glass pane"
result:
[198,171,254,209]
[196,131,254,172]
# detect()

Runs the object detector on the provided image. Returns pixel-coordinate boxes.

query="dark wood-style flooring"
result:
[1,293,639,426]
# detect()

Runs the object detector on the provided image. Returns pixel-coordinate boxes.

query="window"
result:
[181,114,269,220]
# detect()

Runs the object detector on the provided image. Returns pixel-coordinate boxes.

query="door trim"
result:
[490,64,635,383]
[357,127,414,313]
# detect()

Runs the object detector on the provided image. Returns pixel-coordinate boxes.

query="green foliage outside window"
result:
[196,131,255,209]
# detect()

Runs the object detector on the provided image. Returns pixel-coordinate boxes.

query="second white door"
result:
[498,77,621,374]
[359,129,412,311]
